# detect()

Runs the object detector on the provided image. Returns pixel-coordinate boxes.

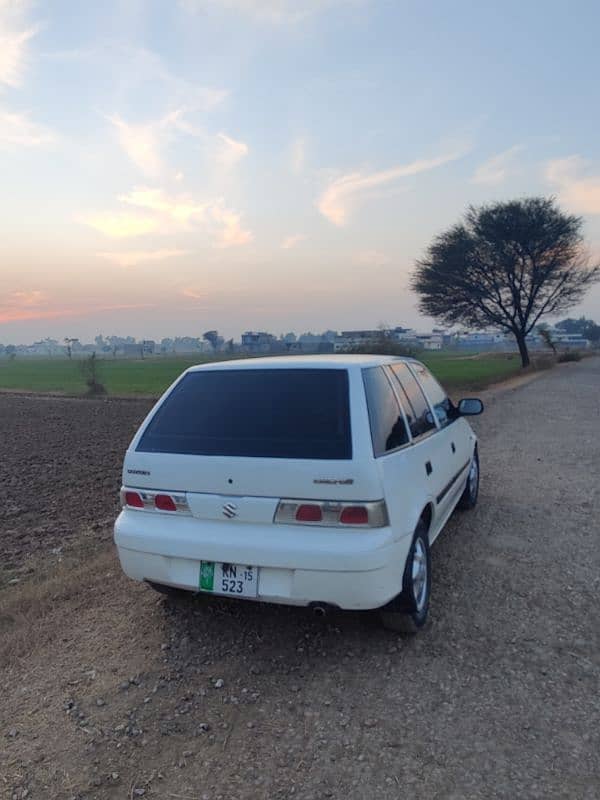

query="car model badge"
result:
[222,502,238,519]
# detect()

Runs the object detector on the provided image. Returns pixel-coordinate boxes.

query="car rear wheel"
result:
[147,581,188,599]
[457,447,479,510]
[380,519,431,634]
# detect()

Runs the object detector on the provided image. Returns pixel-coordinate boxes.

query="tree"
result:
[411,197,600,367]
[64,337,79,359]
[556,316,600,342]
[203,330,221,351]
[538,326,557,355]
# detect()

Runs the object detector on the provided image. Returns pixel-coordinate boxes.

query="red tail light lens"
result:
[340,506,369,525]
[155,494,177,512]
[125,491,144,508]
[296,504,323,522]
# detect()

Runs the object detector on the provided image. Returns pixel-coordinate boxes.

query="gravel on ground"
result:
[0,359,598,800]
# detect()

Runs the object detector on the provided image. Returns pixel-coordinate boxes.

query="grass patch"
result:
[0,352,526,397]
[421,352,522,390]
[0,356,204,395]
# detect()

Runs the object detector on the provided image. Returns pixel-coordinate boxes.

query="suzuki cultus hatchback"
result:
[114,355,483,632]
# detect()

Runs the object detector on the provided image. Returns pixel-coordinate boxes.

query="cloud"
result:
[181,286,205,300]
[120,186,209,223]
[471,144,524,185]
[281,234,306,249]
[180,0,360,23]
[108,109,195,178]
[0,1,37,88]
[353,250,391,267]
[79,212,159,238]
[545,155,600,215]
[317,151,465,225]
[211,201,254,247]
[108,111,247,179]
[290,137,306,174]
[82,186,253,247]
[0,300,152,324]
[97,249,189,267]
[0,107,55,147]
[215,132,248,168]
[0,290,152,324]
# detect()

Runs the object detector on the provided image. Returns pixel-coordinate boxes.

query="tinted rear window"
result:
[137,368,352,459]
[389,363,437,438]
[362,367,409,456]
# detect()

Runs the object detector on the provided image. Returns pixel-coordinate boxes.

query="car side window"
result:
[389,363,437,438]
[407,362,454,428]
[362,367,410,456]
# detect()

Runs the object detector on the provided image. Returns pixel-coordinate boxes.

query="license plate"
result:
[199,561,258,598]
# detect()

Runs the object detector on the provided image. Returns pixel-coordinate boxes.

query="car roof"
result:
[186,354,419,372]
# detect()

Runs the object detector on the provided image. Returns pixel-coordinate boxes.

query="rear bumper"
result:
[114,510,411,610]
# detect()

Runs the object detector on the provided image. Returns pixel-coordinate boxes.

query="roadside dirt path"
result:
[1,360,598,800]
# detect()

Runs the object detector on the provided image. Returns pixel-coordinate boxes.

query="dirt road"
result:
[1,359,599,800]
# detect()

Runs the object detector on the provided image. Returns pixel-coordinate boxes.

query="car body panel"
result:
[114,354,479,611]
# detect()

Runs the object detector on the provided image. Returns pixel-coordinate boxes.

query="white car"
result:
[114,355,483,632]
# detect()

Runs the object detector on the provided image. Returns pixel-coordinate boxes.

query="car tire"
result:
[457,446,479,510]
[380,519,431,634]
[146,581,187,599]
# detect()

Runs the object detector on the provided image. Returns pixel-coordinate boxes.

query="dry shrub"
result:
[558,350,582,363]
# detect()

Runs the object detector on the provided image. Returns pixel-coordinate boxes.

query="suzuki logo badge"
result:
[222,502,238,519]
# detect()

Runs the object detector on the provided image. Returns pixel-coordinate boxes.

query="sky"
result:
[2,0,600,344]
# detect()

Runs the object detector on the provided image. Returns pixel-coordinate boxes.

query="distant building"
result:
[241,331,278,353]
[548,331,590,349]
[334,330,381,352]
[455,331,506,348]
[415,333,443,351]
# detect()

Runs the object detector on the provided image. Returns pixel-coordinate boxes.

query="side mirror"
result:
[458,398,484,416]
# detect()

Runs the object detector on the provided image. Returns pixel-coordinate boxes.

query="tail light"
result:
[340,506,369,525]
[120,487,190,515]
[274,499,388,528]
[296,504,323,522]
[155,494,177,512]
[124,491,144,508]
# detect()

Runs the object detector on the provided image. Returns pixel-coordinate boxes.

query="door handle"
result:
[425,461,433,476]
[451,442,456,454]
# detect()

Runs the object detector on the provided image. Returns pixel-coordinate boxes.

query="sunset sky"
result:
[2,0,600,343]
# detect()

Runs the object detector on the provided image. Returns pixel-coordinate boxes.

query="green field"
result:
[0,352,524,397]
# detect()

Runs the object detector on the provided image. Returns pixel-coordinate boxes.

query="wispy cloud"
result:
[0,1,37,88]
[82,186,253,247]
[545,155,600,215]
[97,249,189,267]
[0,289,151,324]
[180,0,361,24]
[211,202,254,247]
[290,137,306,174]
[108,110,247,179]
[317,151,466,225]
[471,144,524,185]
[353,249,391,267]
[120,186,209,223]
[215,132,248,168]
[0,107,55,147]
[181,286,205,300]
[281,233,306,249]
[108,110,194,178]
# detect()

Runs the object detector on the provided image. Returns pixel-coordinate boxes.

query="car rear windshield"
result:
[136,368,352,459]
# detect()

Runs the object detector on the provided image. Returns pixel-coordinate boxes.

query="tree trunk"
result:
[515,331,530,367]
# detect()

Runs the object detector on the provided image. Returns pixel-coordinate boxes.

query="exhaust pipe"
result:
[308,601,338,617]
